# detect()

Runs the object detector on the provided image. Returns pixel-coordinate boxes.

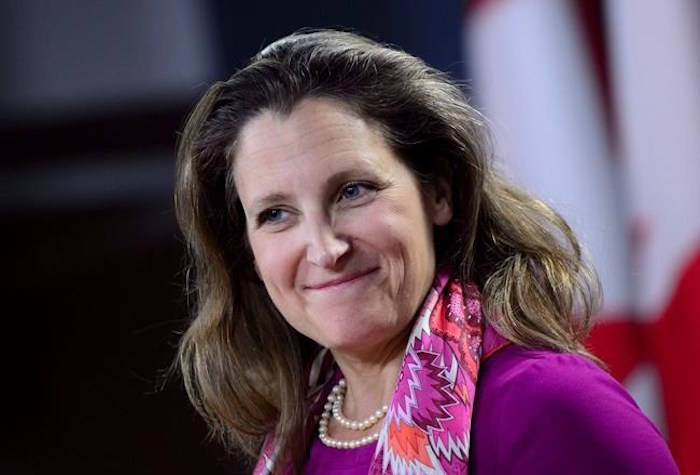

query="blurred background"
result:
[3,1,698,474]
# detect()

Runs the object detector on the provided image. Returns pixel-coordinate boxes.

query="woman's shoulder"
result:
[479,343,629,407]
[470,344,679,475]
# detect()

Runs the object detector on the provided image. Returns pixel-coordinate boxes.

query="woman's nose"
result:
[304,220,350,268]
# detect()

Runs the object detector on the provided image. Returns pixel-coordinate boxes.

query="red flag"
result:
[466,0,700,472]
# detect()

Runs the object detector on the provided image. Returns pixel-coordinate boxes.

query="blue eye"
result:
[340,183,372,201]
[258,208,287,225]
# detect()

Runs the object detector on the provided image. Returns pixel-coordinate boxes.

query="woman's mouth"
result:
[305,267,379,291]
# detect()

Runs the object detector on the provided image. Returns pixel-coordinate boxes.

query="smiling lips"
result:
[305,267,379,290]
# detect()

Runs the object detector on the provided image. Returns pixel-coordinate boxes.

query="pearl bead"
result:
[317,379,387,450]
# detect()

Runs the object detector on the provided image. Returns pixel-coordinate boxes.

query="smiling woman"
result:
[173,30,678,474]
[234,98,450,359]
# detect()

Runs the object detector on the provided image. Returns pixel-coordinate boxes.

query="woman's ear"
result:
[426,179,453,226]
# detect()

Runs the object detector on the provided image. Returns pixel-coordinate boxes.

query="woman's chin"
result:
[319,327,376,353]
[317,319,407,359]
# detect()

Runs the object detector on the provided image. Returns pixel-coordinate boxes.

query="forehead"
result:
[232,98,396,196]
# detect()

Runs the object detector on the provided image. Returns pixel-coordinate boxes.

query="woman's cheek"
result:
[251,234,292,287]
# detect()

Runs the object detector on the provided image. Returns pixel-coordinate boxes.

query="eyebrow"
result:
[250,192,292,213]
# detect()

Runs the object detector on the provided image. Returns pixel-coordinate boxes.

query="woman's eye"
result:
[339,183,373,202]
[257,208,287,225]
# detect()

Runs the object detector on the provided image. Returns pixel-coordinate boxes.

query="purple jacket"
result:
[469,343,679,474]
[306,342,679,474]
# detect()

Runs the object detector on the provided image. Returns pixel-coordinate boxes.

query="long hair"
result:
[173,29,601,472]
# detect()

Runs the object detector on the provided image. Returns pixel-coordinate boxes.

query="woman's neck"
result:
[329,325,410,420]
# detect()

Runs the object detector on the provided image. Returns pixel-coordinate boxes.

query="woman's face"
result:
[233,98,451,356]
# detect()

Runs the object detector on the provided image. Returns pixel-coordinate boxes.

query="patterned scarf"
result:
[254,271,506,474]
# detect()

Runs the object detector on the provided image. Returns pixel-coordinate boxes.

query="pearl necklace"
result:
[318,378,389,449]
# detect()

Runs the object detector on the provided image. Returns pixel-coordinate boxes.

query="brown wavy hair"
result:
[173,29,601,473]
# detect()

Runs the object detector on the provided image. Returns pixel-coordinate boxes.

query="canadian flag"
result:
[466,0,700,473]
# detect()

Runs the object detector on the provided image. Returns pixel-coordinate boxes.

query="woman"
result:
[174,29,678,474]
